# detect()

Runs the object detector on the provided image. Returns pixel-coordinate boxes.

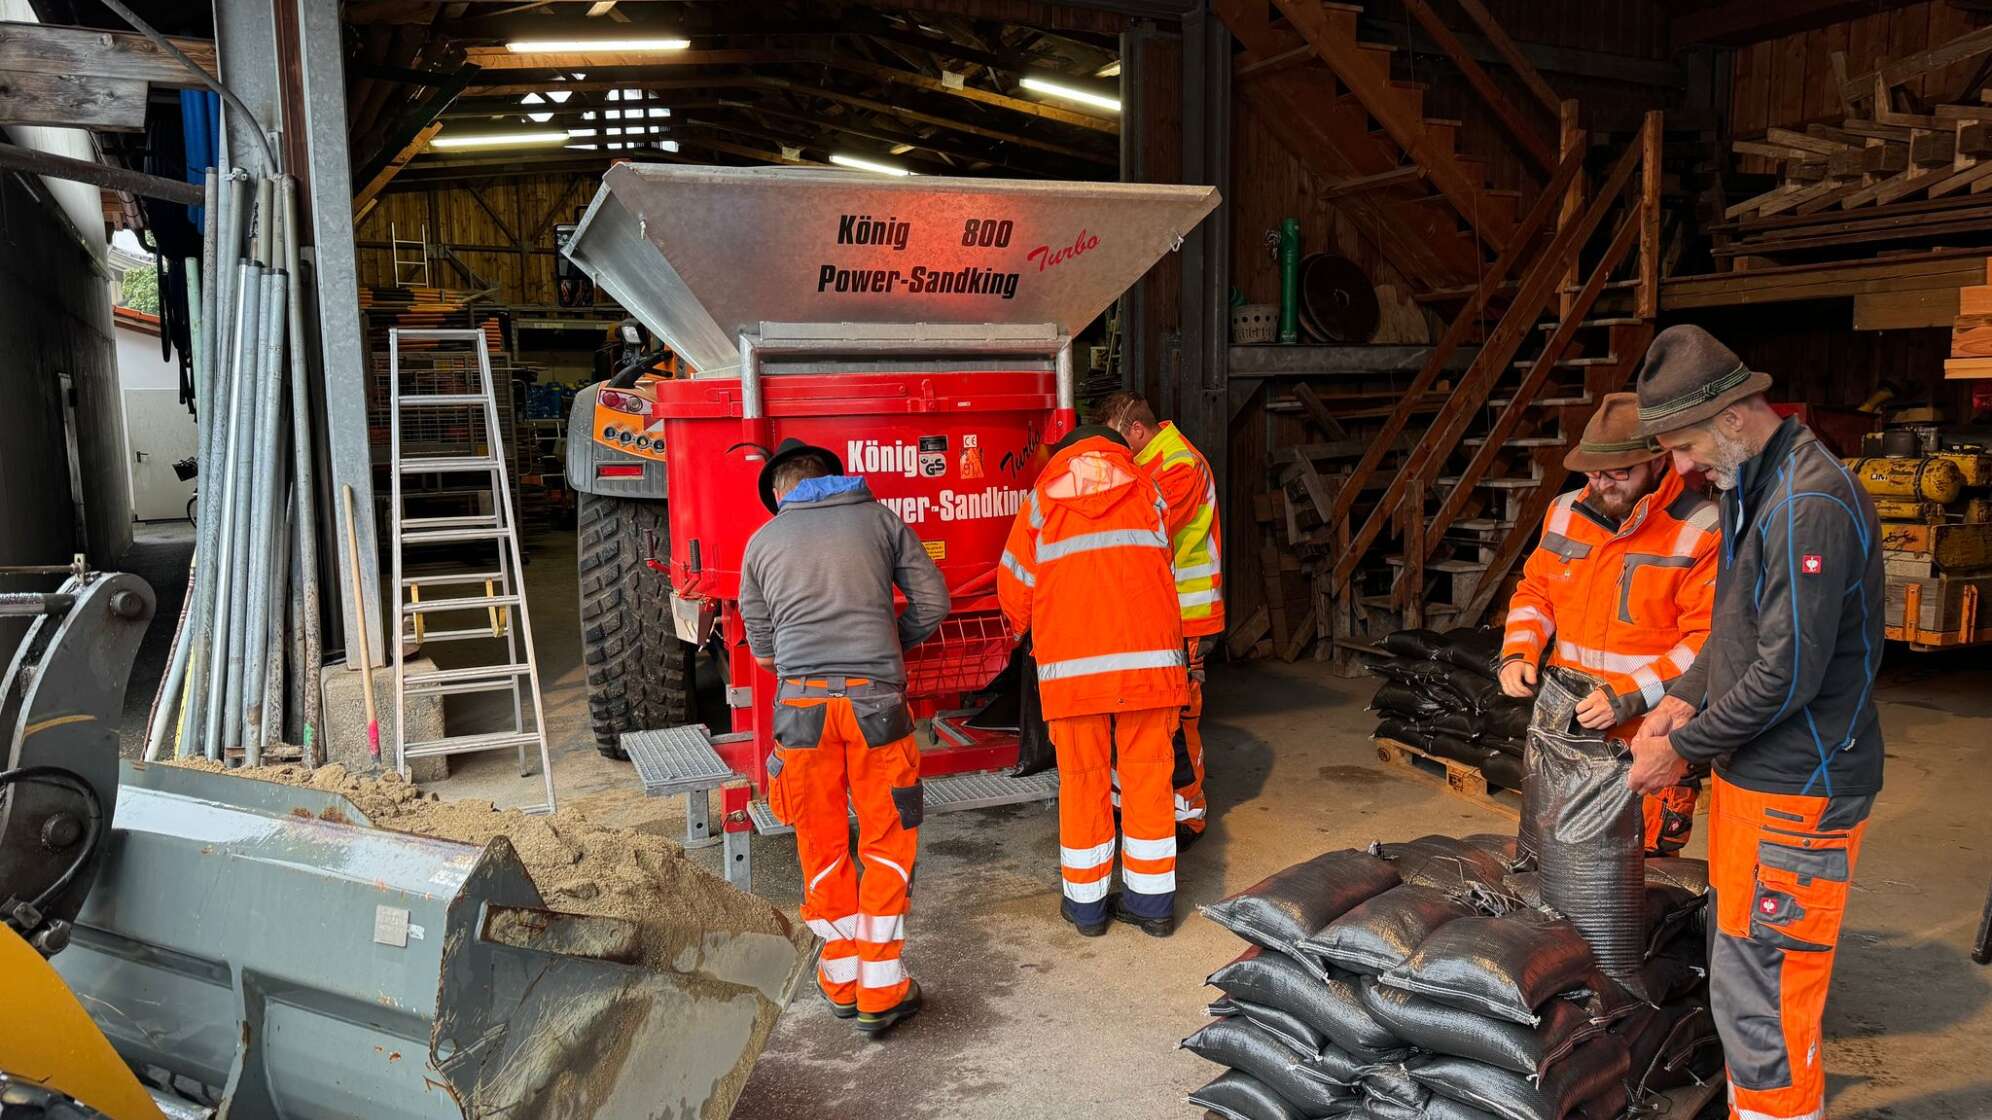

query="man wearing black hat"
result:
[739,438,949,1036]
[1623,325,1883,1120]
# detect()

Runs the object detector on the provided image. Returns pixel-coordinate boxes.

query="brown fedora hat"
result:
[1634,324,1773,436]
[1564,393,1662,472]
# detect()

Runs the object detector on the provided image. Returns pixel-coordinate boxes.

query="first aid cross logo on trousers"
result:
[1802,555,1823,575]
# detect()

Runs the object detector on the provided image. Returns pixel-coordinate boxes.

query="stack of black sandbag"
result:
[1183,838,1721,1120]
[1365,628,1532,792]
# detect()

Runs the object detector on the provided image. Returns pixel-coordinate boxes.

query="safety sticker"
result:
[918,435,948,479]
[1802,555,1823,575]
[373,905,411,948]
[923,540,946,561]
[959,433,984,480]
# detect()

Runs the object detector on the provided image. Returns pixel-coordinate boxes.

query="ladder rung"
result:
[401,569,506,587]
[398,393,489,406]
[401,625,508,642]
[399,456,499,473]
[391,328,485,341]
[402,526,511,544]
[402,515,501,530]
[404,662,531,685]
[403,594,521,614]
[403,731,542,758]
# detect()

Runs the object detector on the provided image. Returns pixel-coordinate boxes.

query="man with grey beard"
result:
[1625,324,1883,1120]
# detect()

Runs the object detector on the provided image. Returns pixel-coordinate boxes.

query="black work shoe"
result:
[1176,824,1205,851]
[1113,899,1175,938]
[1060,897,1112,938]
[822,990,858,1019]
[855,979,922,1035]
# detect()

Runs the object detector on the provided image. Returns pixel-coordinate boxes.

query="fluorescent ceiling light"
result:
[1020,76,1120,113]
[430,130,571,150]
[889,142,914,155]
[659,140,680,152]
[505,38,690,54]
[1096,59,1122,78]
[830,153,912,176]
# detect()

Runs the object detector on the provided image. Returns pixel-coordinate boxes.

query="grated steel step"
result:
[746,767,1059,837]
[625,723,734,796]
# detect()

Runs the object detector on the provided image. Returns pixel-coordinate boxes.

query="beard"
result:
[1593,488,1640,519]
[1702,428,1756,490]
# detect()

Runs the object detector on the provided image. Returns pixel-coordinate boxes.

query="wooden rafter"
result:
[0,22,215,85]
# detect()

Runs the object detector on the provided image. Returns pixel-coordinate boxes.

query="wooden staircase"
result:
[1218,0,1556,291]
[1279,112,1668,649]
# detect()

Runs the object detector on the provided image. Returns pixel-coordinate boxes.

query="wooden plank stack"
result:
[1947,260,1992,379]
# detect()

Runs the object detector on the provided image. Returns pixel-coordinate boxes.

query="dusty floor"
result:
[122,524,1992,1118]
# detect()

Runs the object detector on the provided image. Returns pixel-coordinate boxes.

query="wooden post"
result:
[1404,479,1426,630]
[1639,110,1663,319]
[1558,99,1584,321]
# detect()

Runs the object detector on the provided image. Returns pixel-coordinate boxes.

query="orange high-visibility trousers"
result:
[769,680,921,1014]
[1707,774,1872,1120]
[1643,783,1700,855]
[1051,707,1179,924]
[1173,638,1209,837]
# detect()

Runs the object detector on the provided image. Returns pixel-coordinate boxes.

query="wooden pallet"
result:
[1373,736,1521,820]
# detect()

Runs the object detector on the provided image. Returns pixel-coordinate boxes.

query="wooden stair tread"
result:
[1422,117,1465,128]
[1321,1,1366,11]
[1511,356,1621,369]
[1453,518,1516,531]
[1383,555,1491,573]
[1490,393,1592,407]
[1461,435,1567,447]
[1436,476,1541,489]
[1536,317,1644,332]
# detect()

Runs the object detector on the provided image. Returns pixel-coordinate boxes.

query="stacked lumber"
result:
[1948,261,1992,379]
[1723,25,1992,230]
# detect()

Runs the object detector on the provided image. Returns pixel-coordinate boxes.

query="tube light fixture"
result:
[430,130,571,150]
[506,38,690,53]
[1095,59,1122,78]
[1019,76,1120,113]
[829,153,913,176]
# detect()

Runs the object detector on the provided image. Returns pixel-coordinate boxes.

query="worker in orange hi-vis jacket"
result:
[997,425,1189,939]
[1498,393,1719,854]
[1098,392,1224,848]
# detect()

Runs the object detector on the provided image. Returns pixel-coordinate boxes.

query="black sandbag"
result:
[1373,683,1452,721]
[1379,912,1596,1026]
[1300,884,1479,977]
[1430,735,1496,767]
[1371,836,1510,894]
[1188,1070,1310,1120]
[1204,850,1403,960]
[1486,700,1532,743]
[1359,1064,1429,1111]
[1182,1017,1358,1116]
[1209,996,1327,1060]
[1527,669,1645,997]
[1626,1002,1721,1094]
[1446,667,1505,712]
[1644,857,1711,897]
[1425,1098,1505,1120]
[1410,1036,1632,1120]
[1461,834,1521,870]
[1639,950,1707,1005]
[1433,627,1504,679]
[1360,982,1607,1079]
[1575,1081,1628,1120]
[1376,717,1443,754]
[1480,750,1526,789]
[1209,946,1410,1058]
[1644,883,1705,960]
[1291,1043,1375,1092]
[1361,1102,1424,1120]
[1379,628,1447,659]
[1429,711,1482,741]
[1499,871,1545,908]
[1364,656,1465,694]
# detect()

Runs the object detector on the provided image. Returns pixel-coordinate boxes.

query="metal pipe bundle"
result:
[142,169,327,768]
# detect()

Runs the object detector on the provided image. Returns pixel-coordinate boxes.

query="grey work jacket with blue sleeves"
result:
[1667,418,1885,798]
[737,475,950,689]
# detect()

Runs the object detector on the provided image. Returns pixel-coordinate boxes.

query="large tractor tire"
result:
[577,490,698,758]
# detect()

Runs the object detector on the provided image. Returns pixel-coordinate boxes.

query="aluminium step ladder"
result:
[389,327,555,813]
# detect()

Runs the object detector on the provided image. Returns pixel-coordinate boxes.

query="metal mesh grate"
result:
[625,724,733,796]
[747,767,1056,837]
[903,610,1014,698]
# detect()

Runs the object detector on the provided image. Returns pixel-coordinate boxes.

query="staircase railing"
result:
[1400,0,1556,173]
[1327,111,1666,597]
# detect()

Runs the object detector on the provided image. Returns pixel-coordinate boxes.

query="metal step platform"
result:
[746,767,1059,837]
[623,723,736,853]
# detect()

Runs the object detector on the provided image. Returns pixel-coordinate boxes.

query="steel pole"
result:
[234,270,283,756]
[211,261,264,757]
[144,253,207,762]
[280,177,323,762]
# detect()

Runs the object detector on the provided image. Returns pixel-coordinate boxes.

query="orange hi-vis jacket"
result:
[1134,422,1225,638]
[998,435,1189,720]
[1501,469,1719,726]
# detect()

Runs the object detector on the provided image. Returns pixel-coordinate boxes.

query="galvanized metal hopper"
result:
[55,763,811,1119]
[561,164,1220,374]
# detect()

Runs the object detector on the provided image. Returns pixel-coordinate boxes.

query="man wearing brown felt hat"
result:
[1623,324,1885,1120]
[1498,392,1717,858]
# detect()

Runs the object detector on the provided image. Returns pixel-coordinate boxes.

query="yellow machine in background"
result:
[0,925,162,1119]
[1848,451,1992,649]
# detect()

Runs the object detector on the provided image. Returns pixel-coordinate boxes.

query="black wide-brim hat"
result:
[1634,324,1774,437]
[757,437,845,513]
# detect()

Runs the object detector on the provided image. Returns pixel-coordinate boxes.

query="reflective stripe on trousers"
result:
[1047,708,1180,922]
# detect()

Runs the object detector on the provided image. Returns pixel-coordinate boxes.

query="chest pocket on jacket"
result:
[1618,553,1695,626]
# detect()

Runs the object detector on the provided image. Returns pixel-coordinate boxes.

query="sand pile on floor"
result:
[168,760,797,952]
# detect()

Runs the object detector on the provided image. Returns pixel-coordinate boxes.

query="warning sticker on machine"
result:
[879,486,1027,526]
[923,540,946,561]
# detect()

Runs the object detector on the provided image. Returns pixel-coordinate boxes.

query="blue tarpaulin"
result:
[180,90,220,224]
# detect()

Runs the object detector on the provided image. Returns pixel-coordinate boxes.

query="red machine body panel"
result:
[654,368,1074,790]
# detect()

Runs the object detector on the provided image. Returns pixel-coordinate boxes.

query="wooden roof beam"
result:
[1671,0,1926,52]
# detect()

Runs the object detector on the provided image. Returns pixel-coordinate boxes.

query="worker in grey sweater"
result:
[738,437,948,1036]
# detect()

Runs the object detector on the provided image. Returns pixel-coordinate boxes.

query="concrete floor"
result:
[123,522,1992,1118]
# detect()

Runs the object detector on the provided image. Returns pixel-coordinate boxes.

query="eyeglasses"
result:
[1585,467,1636,483]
